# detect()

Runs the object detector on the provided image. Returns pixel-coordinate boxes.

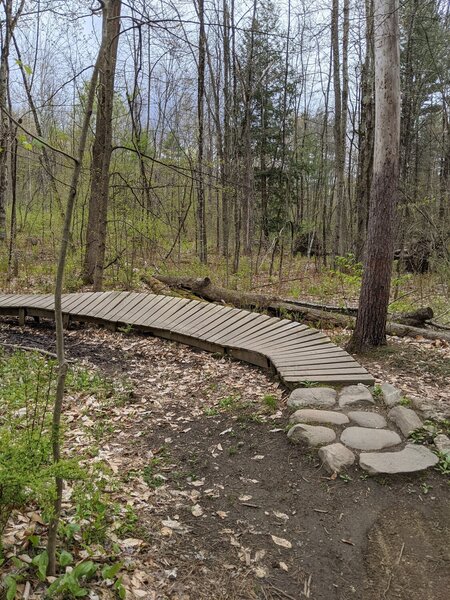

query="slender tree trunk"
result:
[196,0,207,264]
[331,0,343,258]
[0,0,25,242]
[46,36,104,578]
[348,0,400,352]
[83,0,122,289]
[222,0,231,259]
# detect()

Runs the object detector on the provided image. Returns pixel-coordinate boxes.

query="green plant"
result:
[117,323,133,334]
[218,394,241,409]
[142,456,167,489]
[372,385,382,400]
[339,473,353,483]
[262,394,278,411]
[434,452,450,476]
[46,560,97,597]
[298,381,319,388]
[420,482,432,495]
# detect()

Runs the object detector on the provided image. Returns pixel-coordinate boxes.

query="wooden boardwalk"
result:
[0,292,374,387]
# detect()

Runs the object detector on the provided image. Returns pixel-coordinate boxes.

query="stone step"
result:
[340,427,402,451]
[359,444,439,474]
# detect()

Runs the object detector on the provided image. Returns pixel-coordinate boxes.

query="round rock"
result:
[318,443,355,474]
[287,387,336,409]
[287,424,336,447]
[347,411,387,429]
[359,444,439,474]
[380,382,402,407]
[338,384,374,408]
[340,427,401,450]
[388,406,422,437]
[289,409,349,426]
[434,434,450,457]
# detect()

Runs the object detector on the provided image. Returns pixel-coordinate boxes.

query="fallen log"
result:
[150,275,450,344]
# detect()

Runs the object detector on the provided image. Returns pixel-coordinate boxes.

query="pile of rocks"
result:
[286,383,448,475]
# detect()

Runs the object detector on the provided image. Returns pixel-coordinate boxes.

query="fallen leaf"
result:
[271,535,292,549]
[191,504,203,517]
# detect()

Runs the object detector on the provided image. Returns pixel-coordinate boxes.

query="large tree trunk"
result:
[355,0,375,261]
[83,0,121,289]
[348,0,400,352]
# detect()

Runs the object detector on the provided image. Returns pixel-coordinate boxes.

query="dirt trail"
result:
[1,319,449,600]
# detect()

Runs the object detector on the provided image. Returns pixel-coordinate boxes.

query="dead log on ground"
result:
[149,275,450,344]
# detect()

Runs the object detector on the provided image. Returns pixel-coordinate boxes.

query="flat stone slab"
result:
[340,427,401,450]
[347,411,387,429]
[318,443,355,474]
[360,444,439,474]
[380,382,402,407]
[287,424,336,447]
[287,387,336,409]
[434,434,450,457]
[338,384,374,408]
[388,406,422,437]
[289,409,349,426]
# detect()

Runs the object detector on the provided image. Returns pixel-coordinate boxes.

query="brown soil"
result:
[1,319,449,600]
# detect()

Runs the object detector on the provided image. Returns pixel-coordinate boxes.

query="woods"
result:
[0,0,449,333]
[1,3,450,598]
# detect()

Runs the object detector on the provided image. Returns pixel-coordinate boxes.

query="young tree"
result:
[0,0,25,242]
[348,0,400,352]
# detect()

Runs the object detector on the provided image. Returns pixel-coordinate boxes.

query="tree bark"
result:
[348,0,400,352]
[196,0,207,263]
[0,0,25,242]
[83,0,122,289]
[46,34,105,578]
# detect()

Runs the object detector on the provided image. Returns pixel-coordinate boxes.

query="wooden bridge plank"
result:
[108,293,147,322]
[148,297,188,328]
[214,313,272,345]
[125,294,162,323]
[195,306,241,339]
[67,292,105,315]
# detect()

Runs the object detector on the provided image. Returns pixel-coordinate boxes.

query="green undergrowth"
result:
[0,349,131,598]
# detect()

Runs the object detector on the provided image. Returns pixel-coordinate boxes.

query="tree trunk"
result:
[83,0,122,289]
[348,0,400,352]
[0,0,25,242]
[196,0,207,264]
[355,0,375,261]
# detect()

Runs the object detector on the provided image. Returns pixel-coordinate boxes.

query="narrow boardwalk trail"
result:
[0,292,373,387]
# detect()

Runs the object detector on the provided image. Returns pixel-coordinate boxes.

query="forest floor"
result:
[0,319,449,600]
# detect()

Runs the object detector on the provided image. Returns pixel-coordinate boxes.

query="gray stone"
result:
[287,387,336,409]
[318,443,355,474]
[388,406,422,437]
[287,424,336,447]
[380,382,402,407]
[338,384,374,408]
[340,427,401,450]
[434,434,450,457]
[289,409,349,426]
[347,411,387,429]
[359,444,439,474]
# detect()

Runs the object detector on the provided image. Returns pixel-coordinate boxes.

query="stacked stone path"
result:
[286,383,446,475]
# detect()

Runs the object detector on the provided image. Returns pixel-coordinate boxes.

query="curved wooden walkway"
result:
[0,292,374,387]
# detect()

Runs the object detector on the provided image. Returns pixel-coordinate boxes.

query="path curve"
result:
[0,292,374,387]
